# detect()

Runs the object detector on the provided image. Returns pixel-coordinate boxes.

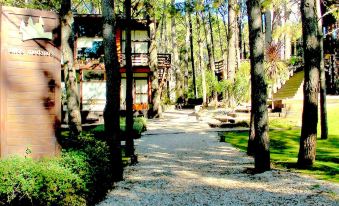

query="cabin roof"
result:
[74,15,150,37]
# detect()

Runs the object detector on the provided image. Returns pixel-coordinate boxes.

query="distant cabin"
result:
[63,15,171,123]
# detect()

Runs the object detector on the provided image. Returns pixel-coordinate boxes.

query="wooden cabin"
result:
[0,7,61,158]
[62,15,155,122]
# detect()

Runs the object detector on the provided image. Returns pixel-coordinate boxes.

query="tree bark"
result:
[171,0,182,98]
[247,112,256,156]
[298,0,320,167]
[148,4,162,118]
[227,0,237,80]
[184,3,190,93]
[196,11,207,106]
[187,1,197,98]
[61,0,82,137]
[220,8,228,79]
[102,0,123,181]
[202,10,216,73]
[202,8,217,102]
[247,0,270,172]
[208,10,216,68]
[316,0,328,140]
[265,10,272,50]
[125,0,135,161]
[159,0,166,52]
[217,16,225,58]
[238,10,243,60]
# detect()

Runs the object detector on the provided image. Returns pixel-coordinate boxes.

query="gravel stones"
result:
[97,110,338,206]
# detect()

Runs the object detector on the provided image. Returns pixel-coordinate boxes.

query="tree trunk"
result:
[247,112,255,156]
[61,0,82,137]
[159,0,166,53]
[316,0,328,140]
[163,0,168,54]
[148,5,162,118]
[265,10,272,50]
[171,0,182,98]
[235,10,240,69]
[227,0,237,80]
[217,16,225,58]
[187,1,197,99]
[298,0,320,167]
[221,10,228,79]
[102,0,123,181]
[208,10,216,68]
[202,8,217,102]
[202,10,216,72]
[247,0,270,172]
[184,4,190,93]
[125,0,135,161]
[196,11,207,106]
[238,12,243,60]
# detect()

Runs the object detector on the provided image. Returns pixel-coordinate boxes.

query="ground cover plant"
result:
[221,104,339,182]
[0,133,114,206]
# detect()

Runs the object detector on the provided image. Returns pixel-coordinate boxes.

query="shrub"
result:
[134,117,147,133]
[88,117,147,140]
[0,132,114,206]
[59,133,114,205]
[0,157,86,206]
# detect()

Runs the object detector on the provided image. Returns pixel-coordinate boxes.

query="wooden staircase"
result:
[273,70,304,100]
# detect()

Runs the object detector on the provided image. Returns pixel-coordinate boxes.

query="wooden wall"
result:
[0,6,61,158]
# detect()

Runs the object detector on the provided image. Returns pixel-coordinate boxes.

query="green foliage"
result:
[206,70,219,97]
[64,133,114,204]
[265,60,289,85]
[223,61,251,105]
[289,56,303,66]
[82,117,147,142]
[187,61,250,106]
[272,22,302,42]
[264,43,290,88]
[0,0,61,11]
[0,132,116,205]
[0,157,86,206]
[133,117,148,133]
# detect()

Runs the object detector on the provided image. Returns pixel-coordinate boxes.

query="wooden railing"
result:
[157,53,171,81]
[215,60,224,74]
[118,53,149,66]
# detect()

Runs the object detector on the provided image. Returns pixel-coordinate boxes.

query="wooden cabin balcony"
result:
[118,53,150,67]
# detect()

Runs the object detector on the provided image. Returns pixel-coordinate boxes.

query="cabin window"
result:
[122,30,149,54]
[76,37,104,61]
[135,79,148,104]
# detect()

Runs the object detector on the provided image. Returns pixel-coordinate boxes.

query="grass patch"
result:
[222,104,339,182]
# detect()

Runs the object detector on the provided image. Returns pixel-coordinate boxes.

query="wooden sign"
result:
[0,6,61,158]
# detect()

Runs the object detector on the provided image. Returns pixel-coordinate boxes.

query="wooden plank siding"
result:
[0,6,61,159]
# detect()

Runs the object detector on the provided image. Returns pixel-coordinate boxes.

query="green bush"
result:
[0,132,114,206]
[134,117,147,133]
[0,157,86,206]
[59,133,114,205]
[88,117,147,139]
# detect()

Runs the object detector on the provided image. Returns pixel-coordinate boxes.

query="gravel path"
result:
[98,110,338,206]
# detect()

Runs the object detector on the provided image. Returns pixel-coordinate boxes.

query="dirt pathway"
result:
[98,110,338,206]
